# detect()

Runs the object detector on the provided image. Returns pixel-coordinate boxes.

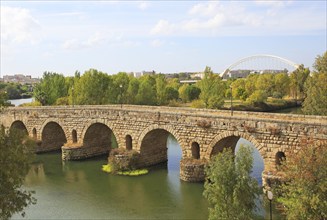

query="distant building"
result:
[132,70,156,78]
[2,74,40,84]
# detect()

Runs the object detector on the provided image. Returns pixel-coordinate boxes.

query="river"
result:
[13,136,283,219]
[8,98,33,106]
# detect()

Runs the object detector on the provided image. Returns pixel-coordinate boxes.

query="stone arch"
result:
[137,124,183,167]
[137,124,182,151]
[191,142,200,159]
[10,120,28,136]
[82,123,113,154]
[41,121,67,152]
[72,129,77,143]
[207,131,265,159]
[40,118,66,137]
[80,120,118,147]
[126,135,132,150]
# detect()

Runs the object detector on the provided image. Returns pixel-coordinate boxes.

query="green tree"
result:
[5,84,21,99]
[112,72,130,104]
[276,141,327,220]
[302,73,327,115]
[302,51,327,115]
[178,84,189,103]
[244,74,259,99]
[256,73,275,97]
[231,78,247,101]
[290,65,310,100]
[274,73,290,98]
[186,85,201,101]
[197,66,225,109]
[136,75,156,105]
[34,72,68,105]
[156,74,167,105]
[73,69,111,105]
[126,77,140,104]
[203,146,261,220]
[165,86,179,102]
[313,51,327,73]
[246,90,268,104]
[0,90,9,107]
[0,126,36,219]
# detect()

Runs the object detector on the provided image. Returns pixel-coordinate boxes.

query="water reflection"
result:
[17,136,272,219]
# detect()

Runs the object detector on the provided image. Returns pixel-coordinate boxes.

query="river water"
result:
[8,98,33,106]
[7,98,282,219]
[12,136,283,220]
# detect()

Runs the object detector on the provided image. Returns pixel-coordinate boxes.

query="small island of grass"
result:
[102,164,148,176]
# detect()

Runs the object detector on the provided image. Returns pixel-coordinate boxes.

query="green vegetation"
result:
[203,145,261,220]
[102,164,148,176]
[275,141,327,220]
[0,126,36,219]
[197,66,225,109]
[27,52,326,115]
[0,82,33,100]
[302,51,327,115]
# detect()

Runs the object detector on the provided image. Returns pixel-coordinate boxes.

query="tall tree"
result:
[276,140,327,220]
[34,72,68,105]
[274,73,290,98]
[256,73,275,97]
[313,51,327,73]
[302,51,327,115]
[155,74,167,105]
[136,75,156,105]
[73,69,111,105]
[197,66,225,109]
[112,72,130,104]
[126,77,140,104]
[290,65,310,100]
[231,78,247,101]
[178,84,189,103]
[0,126,36,219]
[203,146,261,220]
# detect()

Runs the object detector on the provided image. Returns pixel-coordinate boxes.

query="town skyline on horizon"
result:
[1,1,326,78]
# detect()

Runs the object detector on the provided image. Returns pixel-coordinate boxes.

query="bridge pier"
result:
[62,144,109,160]
[180,158,206,182]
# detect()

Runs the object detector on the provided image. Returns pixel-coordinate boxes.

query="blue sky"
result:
[1,1,326,78]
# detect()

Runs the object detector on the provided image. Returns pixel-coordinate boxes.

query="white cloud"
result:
[150,1,324,37]
[189,1,223,17]
[1,6,41,44]
[138,1,149,10]
[150,19,176,35]
[62,32,105,50]
[62,32,140,50]
[150,39,164,47]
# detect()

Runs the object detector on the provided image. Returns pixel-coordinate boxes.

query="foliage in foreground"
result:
[203,145,261,220]
[275,140,327,220]
[102,164,148,176]
[0,126,36,219]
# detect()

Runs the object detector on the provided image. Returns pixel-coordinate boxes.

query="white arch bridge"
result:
[221,54,300,78]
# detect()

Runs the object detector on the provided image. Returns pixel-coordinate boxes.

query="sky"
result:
[1,0,326,78]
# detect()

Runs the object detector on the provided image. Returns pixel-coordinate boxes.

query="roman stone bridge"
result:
[1,105,326,184]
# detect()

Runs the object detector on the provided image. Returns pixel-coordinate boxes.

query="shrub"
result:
[191,99,205,108]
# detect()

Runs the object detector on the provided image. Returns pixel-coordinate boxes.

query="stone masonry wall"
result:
[1,105,326,183]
